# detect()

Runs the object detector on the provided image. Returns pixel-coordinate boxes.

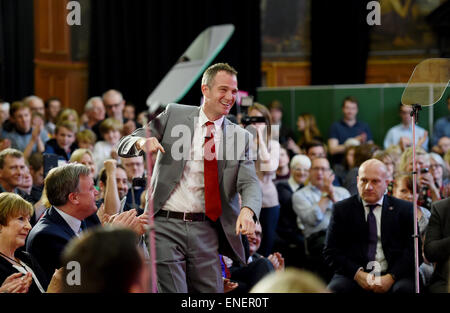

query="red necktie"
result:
[204,121,222,221]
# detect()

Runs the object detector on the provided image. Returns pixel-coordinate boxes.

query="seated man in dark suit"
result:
[25,163,101,281]
[424,197,450,293]
[324,159,417,293]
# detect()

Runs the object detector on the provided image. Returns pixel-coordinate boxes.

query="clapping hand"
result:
[0,272,32,293]
[267,252,285,271]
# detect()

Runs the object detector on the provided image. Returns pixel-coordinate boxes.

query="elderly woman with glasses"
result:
[429,152,450,198]
[0,193,49,293]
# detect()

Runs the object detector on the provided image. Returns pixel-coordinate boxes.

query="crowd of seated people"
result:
[1,92,450,294]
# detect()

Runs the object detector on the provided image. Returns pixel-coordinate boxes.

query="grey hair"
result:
[23,95,44,105]
[84,96,103,112]
[429,152,449,179]
[44,163,90,206]
[290,154,311,170]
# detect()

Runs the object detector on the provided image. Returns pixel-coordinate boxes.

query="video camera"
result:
[241,115,266,127]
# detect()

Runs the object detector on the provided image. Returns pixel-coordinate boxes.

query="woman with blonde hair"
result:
[248,103,280,257]
[0,193,48,293]
[56,108,80,128]
[70,148,97,181]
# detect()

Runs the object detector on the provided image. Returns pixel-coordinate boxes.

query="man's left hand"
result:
[235,207,255,235]
[371,274,395,293]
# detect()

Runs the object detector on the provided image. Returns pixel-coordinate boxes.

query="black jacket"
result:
[0,250,50,294]
[324,194,420,280]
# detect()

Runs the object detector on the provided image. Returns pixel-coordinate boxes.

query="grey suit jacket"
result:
[117,103,262,264]
[424,198,450,292]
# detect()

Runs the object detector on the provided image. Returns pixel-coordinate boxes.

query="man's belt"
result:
[156,209,206,222]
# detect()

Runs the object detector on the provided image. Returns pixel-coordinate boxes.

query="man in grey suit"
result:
[424,198,450,293]
[117,63,262,293]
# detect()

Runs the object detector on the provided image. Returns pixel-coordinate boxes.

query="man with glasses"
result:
[383,103,428,151]
[292,157,350,281]
[121,156,146,209]
[92,89,141,139]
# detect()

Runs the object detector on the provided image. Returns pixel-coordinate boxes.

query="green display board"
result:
[257,84,450,148]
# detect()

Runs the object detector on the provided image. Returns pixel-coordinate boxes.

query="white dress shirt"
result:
[54,207,82,236]
[162,107,223,213]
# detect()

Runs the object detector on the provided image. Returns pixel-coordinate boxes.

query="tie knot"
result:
[367,204,377,212]
[205,121,214,126]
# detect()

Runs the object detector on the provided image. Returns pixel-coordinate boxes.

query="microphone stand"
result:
[410,103,421,294]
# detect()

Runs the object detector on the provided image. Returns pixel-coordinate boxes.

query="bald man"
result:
[92,89,141,139]
[324,159,418,293]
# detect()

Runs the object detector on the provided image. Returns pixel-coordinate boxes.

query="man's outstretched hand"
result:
[235,207,255,236]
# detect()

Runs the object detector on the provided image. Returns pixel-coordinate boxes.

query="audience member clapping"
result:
[0,193,49,293]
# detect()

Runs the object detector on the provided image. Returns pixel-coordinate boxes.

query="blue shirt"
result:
[328,120,373,144]
[383,123,428,151]
[1,127,49,152]
[431,116,450,146]
[292,183,350,238]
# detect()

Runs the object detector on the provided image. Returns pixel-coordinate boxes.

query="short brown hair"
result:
[0,192,33,226]
[201,63,237,88]
[76,129,97,144]
[28,152,44,172]
[55,121,78,134]
[99,118,123,135]
[44,163,90,206]
[0,148,24,169]
[9,101,30,117]
[342,96,359,108]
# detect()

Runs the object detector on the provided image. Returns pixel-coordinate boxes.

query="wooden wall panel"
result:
[261,59,422,87]
[262,62,311,87]
[365,59,420,84]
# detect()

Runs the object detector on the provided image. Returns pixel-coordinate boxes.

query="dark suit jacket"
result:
[25,206,100,281]
[324,195,418,280]
[0,250,49,294]
[424,198,450,292]
[275,180,304,246]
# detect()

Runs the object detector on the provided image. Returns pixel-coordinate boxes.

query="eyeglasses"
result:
[311,167,330,172]
[293,168,309,173]
[105,103,121,109]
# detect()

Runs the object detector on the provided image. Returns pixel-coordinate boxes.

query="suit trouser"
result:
[328,273,415,293]
[154,215,223,293]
